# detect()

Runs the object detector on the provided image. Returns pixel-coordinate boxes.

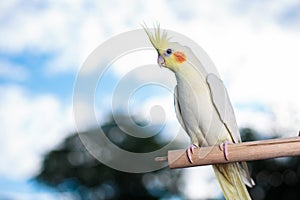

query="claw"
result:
[186,144,199,163]
[219,141,232,161]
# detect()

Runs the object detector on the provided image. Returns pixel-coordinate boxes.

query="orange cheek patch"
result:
[173,51,187,63]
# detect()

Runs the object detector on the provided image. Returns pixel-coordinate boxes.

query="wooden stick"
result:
[159,136,300,169]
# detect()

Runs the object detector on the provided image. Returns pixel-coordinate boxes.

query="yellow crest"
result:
[142,23,170,51]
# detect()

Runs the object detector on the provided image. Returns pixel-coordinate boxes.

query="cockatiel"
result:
[144,25,255,200]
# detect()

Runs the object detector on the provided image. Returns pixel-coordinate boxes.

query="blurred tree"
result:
[37,117,300,200]
[241,128,300,200]
[36,115,184,200]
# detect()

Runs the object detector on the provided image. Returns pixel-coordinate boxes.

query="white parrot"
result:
[144,26,255,200]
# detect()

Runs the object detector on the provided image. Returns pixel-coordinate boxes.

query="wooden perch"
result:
[156,136,300,169]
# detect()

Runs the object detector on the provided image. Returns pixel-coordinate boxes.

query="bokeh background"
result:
[1,0,300,199]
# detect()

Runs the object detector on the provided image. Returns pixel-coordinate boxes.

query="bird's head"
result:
[144,25,187,72]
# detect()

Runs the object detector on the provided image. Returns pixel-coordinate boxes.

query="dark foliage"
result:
[37,122,300,200]
[36,117,184,200]
[241,128,300,200]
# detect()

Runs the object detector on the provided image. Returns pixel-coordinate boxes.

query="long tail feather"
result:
[213,163,252,200]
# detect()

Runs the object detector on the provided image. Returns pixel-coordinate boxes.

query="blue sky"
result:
[1,0,300,199]
[0,177,66,200]
[0,51,75,99]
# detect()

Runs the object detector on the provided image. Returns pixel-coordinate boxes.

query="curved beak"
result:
[157,55,166,67]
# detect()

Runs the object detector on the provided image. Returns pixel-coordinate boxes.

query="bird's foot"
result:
[219,141,233,161]
[186,144,199,163]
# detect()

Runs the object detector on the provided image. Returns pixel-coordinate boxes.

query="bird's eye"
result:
[164,48,173,56]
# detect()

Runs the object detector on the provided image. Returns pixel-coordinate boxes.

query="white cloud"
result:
[137,96,177,125]
[111,50,157,78]
[0,85,74,179]
[0,0,152,74]
[182,166,222,199]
